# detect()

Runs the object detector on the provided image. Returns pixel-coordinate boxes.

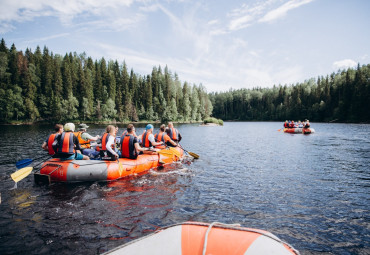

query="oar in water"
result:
[15,154,49,169]
[157,148,181,158]
[178,144,199,159]
[11,167,33,183]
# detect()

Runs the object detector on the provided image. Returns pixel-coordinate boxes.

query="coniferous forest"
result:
[0,39,212,123]
[0,38,369,124]
[210,64,370,123]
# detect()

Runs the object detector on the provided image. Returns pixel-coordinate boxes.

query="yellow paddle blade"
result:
[188,151,199,159]
[11,167,33,183]
[168,147,181,158]
[158,150,177,157]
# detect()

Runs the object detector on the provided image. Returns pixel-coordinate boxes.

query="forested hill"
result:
[0,39,212,123]
[210,64,370,123]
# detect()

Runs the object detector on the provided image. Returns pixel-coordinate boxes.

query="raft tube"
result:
[283,128,315,134]
[36,147,183,183]
[103,222,299,255]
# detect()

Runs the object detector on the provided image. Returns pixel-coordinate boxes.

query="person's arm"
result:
[42,141,48,151]
[134,142,149,152]
[106,136,119,157]
[149,134,163,146]
[178,132,182,142]
[165,135,177,146]
[82,132,100,141]
[73,135,82,153]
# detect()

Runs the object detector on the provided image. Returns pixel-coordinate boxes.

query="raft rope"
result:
[202,222,240,255]
[199,222,300,255]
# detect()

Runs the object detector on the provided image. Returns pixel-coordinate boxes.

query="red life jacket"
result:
[155,131,165,142]
[46,133,57,155]
[141,131,152,148]
[168,128,179,141]
[101,133,114,151]
[120,135,137,159]
[56,132,75,156]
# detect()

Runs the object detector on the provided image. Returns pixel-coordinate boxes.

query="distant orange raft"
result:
[35,147,183,183]
[283,128,315,134]
[103,222,300,255]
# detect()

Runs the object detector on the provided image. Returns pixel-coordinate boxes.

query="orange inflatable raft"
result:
[103,222,299,255]
[283,128,315,134]
[34,147,183,183]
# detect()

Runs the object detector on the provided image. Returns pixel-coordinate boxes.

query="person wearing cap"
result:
[141,124,164,151]
[73,123,101,150]
[53,123,89,160]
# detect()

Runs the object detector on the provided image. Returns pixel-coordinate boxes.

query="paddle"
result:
[16,154,49,169]
[11,167,33,183]
[157,148,181,158]
[178,144,199,159]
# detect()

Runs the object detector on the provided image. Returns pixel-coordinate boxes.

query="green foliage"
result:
[211,64,370,123]
[0,38,213,123]
[203,117,223,125]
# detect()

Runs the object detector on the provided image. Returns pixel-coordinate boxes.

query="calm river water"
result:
[0,122,369,255]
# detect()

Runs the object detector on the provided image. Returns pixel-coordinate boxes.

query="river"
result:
[0,122,369,254]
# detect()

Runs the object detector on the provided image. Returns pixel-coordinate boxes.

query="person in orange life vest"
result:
[167,122,182,143]
[154,124,177,147]
[42,124,64,155]
[53,123,89,160]
[73,123,100,150]
[141,124,164,152]
[100,125,119,160]
[120,124,149,159]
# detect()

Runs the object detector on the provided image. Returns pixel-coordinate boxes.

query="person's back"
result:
[167,121,181,142]
[53,123,89,160]
[42,124,63,155]
[100,125,119,161]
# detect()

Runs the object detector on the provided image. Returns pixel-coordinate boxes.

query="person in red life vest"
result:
[289,120,295,128]
[100,125,119,161]
[154,124,177,148]
[120,124,150,159]
[53,123,89,160]
[167,122,182,143]
[42,124,64,155]
[283,120,289,128]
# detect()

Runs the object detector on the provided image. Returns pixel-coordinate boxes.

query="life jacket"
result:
[46,133,57,155]
[120,134,138,159]
[73,131,91,149]
[289,122,294,128]
[55,132,75,157]
[141,131,152,148]
[304,123,310,128]
[284,122,288,128]
[154,131,165,143]
[100,133,115,160]
[168,128,179,141]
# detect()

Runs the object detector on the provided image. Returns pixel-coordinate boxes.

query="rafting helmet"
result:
[64,123,75,132]
[146,124,154,130]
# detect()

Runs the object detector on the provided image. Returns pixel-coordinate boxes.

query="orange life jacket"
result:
[46,133,57,155]
[73,131,91,149]
[168,128,179,141]
[141,131,152,148]
[55,132,75,156]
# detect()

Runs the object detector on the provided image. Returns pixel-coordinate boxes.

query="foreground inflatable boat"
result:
[34,147,183,183]
[283,128,315,134]
[103,222,300,255]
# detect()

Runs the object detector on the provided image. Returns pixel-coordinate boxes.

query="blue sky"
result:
[0,0,369,92]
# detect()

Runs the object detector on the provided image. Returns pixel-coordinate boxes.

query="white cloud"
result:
[0,0,134,32]
[332,59,357,70]
[259,0,314,23]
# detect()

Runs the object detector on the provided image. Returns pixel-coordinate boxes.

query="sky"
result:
[0,0,369,92]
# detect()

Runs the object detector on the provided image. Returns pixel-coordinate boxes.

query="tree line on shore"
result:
[0,39,213,123]
[209,64,370,123]
[1,38,369,124]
